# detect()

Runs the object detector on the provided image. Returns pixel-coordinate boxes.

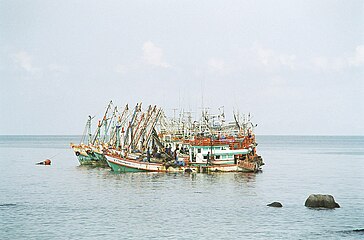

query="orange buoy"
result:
[36,159,51,165]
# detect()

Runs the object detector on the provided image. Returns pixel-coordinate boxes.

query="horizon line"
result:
[0,134,363,137]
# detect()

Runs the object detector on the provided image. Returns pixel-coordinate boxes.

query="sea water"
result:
[0,135,363,239]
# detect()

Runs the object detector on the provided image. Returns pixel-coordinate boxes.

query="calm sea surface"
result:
[0,135,363,239]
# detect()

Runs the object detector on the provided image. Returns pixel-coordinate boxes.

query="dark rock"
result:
[0,203,17,207]
[304,194,340,209]
[267,202,283,208]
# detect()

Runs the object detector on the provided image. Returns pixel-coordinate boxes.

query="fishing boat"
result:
[70,101,116,166]
[70,143,108,166]
[104,139,263,173]
[184,134,263,172]
[105,149,193,172]
[72,101,264,172]
[70,115,108,166]
[105,133,263,173]
[104,103,186,172]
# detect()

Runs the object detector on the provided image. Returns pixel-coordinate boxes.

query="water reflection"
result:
[76,165,108,171]
[75,165,261,188]
[233,172,257,184]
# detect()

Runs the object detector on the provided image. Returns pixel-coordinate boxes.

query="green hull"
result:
[76,152,108,167]
[107,160,146,173]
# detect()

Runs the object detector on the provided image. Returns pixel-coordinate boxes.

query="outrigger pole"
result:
[91,100,113,145]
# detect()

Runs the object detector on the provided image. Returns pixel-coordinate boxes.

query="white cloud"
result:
[349,45,364,67]
[254,45,297,70]
[142,41,170,68]
[312,56,348,72]
[312,45,364,72]
[114,41,170,73]
[256,46,272,66]
[208,58,226,72]
[278,55,297,69]
[12,51,38,73]
[312,56,329,70]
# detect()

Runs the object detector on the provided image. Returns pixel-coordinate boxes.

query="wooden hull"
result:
[105,154,259,173]
[191,163,257,173]
[105,154,188,172]
[71,144,108,167]
[75,152,108,166]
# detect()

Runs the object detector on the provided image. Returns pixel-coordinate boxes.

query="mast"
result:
[129,112,145,151]
[80,115,93,145]
[143,108,162,150]
[110,104,129,149]
[133,105,155,150]
[124,103,142,151]
[103,115,108,143]
[87,115,93,144]
[92,100,113,145]
[103,106,119,143]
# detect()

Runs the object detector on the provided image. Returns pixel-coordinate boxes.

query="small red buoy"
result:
[44,159,51,165]
[36,159,51,165]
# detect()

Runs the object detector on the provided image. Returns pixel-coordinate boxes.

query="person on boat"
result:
[155,149,161,158]
[207,151,210,164]
[152,145,158,157]
[147,148,151,162]
[174,147,180,163]
[165,144,171,156]
[175,147,180,161]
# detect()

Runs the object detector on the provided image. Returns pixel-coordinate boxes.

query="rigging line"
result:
[48,152,61,159]
[80,118,88,144]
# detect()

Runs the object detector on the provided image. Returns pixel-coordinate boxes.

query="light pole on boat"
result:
[208,134,213,165]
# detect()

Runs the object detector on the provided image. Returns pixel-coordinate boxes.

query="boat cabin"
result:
[189,144,250,164]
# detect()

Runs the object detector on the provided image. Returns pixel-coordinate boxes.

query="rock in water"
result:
[267,202,283,207]
[304,194,340,208]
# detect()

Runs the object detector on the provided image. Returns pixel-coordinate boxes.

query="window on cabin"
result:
[203,156,207,159]
[215,155,221,159]
[198,149,201,153]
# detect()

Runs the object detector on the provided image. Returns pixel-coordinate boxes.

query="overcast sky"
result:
[0,0,363,135]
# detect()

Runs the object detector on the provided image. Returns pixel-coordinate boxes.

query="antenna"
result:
[178,89,181,110]
[201,78,204,111]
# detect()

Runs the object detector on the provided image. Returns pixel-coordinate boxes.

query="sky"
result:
[0,0,363,135]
